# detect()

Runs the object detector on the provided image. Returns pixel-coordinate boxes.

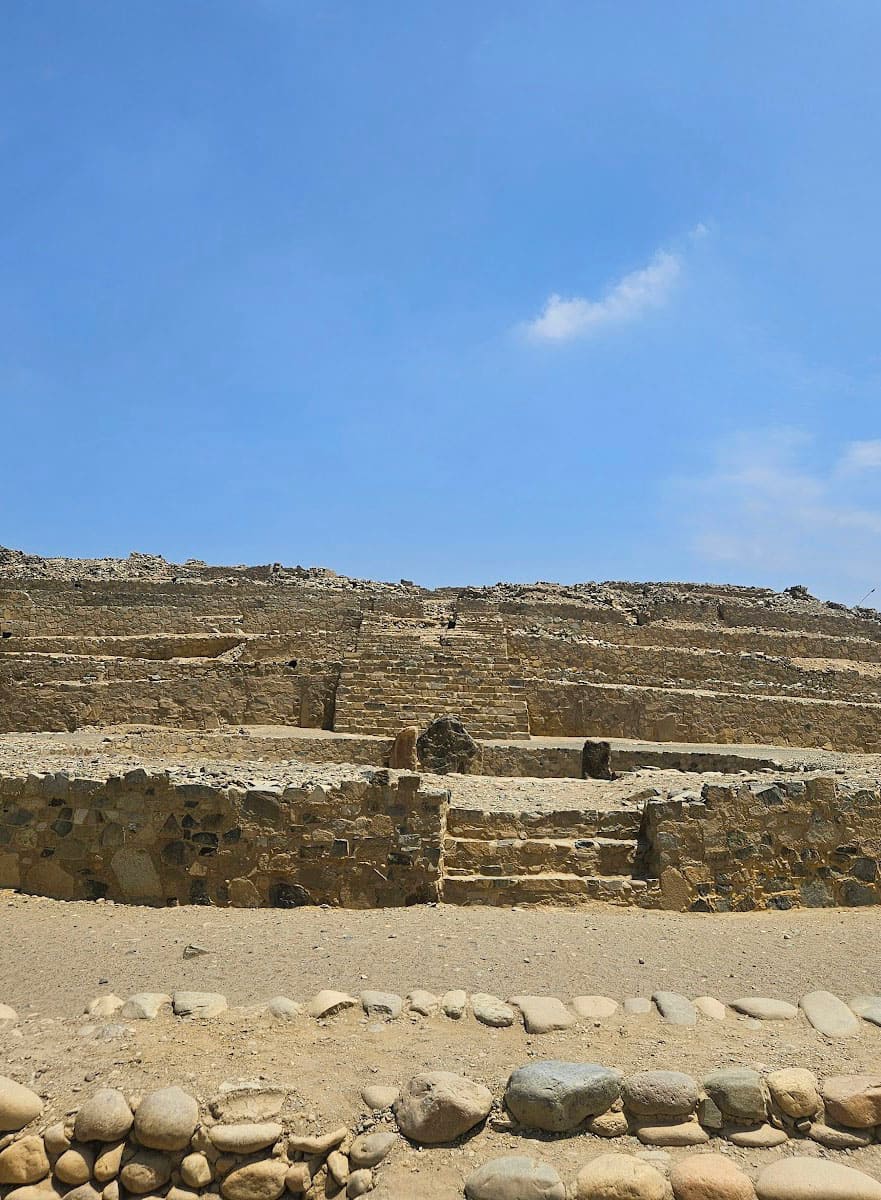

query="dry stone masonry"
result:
[3,550,881,913]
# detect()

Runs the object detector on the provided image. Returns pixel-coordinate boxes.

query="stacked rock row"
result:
[501,1060,881,1152]
[0,1079,396,1200]
[463,1152,881,1200]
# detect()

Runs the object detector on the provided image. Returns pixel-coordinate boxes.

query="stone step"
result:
[443,835,638,877]
[445,807,644,840]
[440,872,661,908]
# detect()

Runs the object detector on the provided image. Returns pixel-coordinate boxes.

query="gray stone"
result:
[621,1070,699,1118]
[110,848,163,903]
[172,991,228,1019]
[509,996,575,1034]
[504,1061,622,1132]
[416,716,478,774]
[133,1086,199,1151]
[394,1071,492,1144]
[850,994,881,1026]
[808,1121,873,1149]
[465,1155,566,1200]
[623,997,653,1016]
[0,1077,43,1132]
[119,993,169,1020]
[731,997,798,1020]
[360,991,403,1020]
[74,1089,133,1142]
[472,993,515,1027]
[266,996,301,1020]
[703,1068,768,1123]
[652,991,697,1026]
[348,1132,397,1169]
[756,1159,881,1200]
[799,990,860,1038]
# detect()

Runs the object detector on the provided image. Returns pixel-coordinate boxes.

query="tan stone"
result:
[53,1145,94,1186]
[284,1163,311,1194]
[588,1111,630,1138]
[670,1155,754,1200]
[766,1068,819,1119]
[93,1142,125,1184]
[0,1137,51,1186]
[636,1120,709,1146]
[727,1123,788,1147]
[389,727,418,770]
[220,1159,287,1200]
[119,1150,173,1195]
[822,1074,881,1128]
[394,1072,492,1144]
[207,1124,282,1154]
[574,1154,668,1200]
[180,1154,213,1189]
[756,1158,881,1199]
[0,1078,43,1133]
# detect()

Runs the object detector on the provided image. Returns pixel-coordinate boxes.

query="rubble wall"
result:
[0,768,447,907]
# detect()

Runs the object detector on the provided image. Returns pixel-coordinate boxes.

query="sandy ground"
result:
[3,895,881,1196]
[2,893,877,1016]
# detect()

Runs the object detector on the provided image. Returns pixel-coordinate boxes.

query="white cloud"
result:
[839,439,881,473]
[525,250,681,343]
[671,429,881,603]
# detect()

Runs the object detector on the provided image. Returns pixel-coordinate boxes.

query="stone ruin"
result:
[2,548,881,912]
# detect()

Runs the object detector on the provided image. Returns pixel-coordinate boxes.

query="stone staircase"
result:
[440,804,661,907]
[333,608,530,739]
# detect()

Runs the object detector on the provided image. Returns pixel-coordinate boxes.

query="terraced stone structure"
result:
[2,547,881,911]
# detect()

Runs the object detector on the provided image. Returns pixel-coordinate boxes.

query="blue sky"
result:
[2,1,880,601]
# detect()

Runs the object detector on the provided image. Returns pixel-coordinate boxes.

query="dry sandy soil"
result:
[3,894,881,1196]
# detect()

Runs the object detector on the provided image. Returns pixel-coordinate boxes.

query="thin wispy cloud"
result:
[525,250,681,343]
[839,439,881,474]
[670,429,881,603]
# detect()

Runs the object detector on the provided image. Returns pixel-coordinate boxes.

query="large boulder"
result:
[416,716,478,774]
[766,1068,820,1119]
[465,1155,566,1200]
[394,1071,492,1144]
[505,1061,622,1132]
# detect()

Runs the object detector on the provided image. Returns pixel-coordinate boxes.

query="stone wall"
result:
[0,659,339,733]
[0,767,447,907]
[645,776,881,912]
[523,678,881,751]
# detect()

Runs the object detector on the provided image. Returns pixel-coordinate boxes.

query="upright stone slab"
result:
[389,727,418,770]
[416,716,478,774]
